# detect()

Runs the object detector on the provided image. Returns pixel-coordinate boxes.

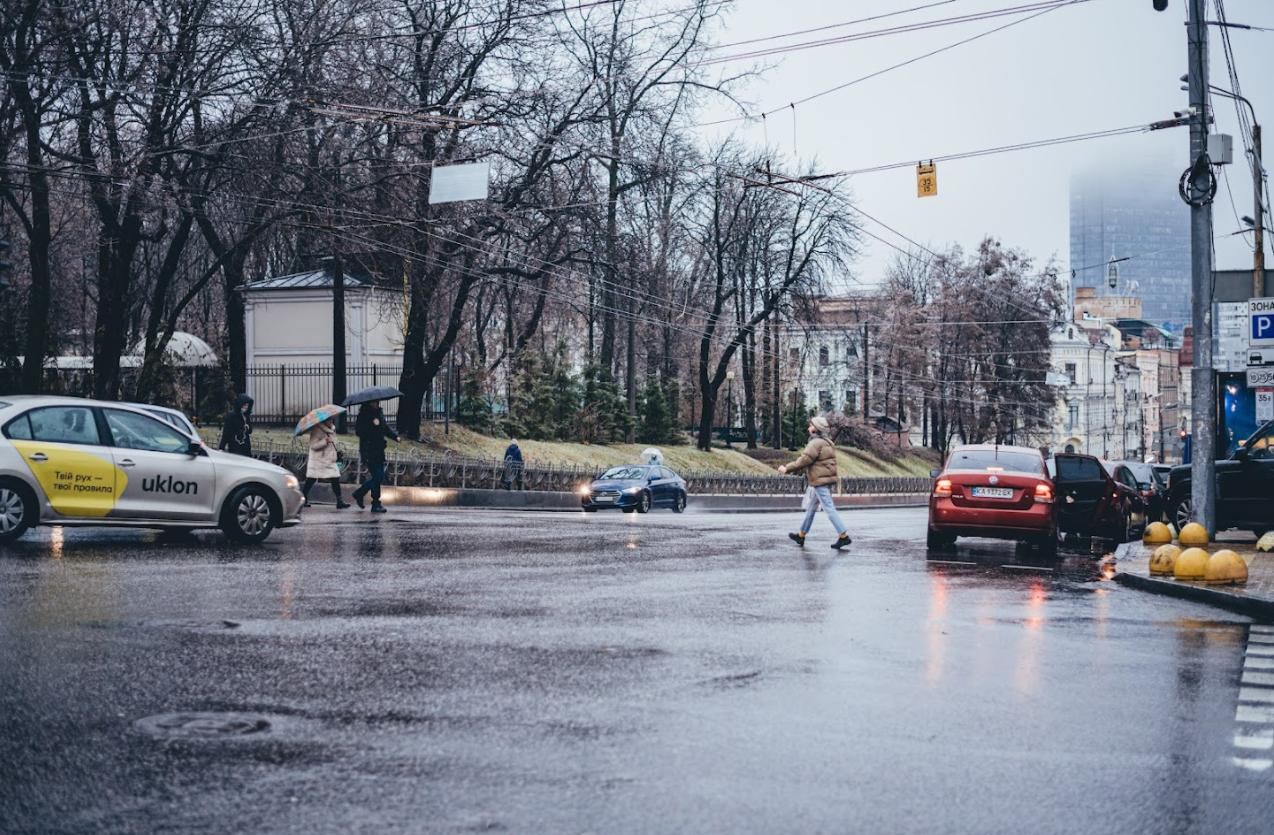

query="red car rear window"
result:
[947,449,1044,475]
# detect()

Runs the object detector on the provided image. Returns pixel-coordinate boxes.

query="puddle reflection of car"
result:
[927,445,1056,557]
[580,465,687,514]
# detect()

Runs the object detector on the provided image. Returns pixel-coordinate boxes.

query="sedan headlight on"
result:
[624,486,642,494]
[578,485,591,496]
[284,475,299,490]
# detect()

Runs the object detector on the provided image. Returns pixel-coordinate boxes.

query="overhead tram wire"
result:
[698,0,1095,66]
[699,0,1077,128]
[704,0,964,51]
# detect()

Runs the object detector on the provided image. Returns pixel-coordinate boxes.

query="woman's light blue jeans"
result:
[801,485,848,536]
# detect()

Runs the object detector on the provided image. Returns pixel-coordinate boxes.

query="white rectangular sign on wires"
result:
[429,161,490,205]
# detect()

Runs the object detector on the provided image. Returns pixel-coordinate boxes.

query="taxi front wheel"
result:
[0,479,36,543]
[220,485,278,545]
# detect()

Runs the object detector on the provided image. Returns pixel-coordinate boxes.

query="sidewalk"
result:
[1114,534,1274,620]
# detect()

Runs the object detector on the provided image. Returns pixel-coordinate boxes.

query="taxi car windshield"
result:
[947,449,1043,475]
[600,466,647,480]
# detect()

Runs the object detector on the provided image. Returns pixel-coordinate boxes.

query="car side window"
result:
[104,409,190,454]
[3,414,33,440]
[26,407,102,446]
[1247,430,1273,461]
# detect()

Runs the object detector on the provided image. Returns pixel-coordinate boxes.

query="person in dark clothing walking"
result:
[502,439,524,490]
[352,402,398,513]
[218,393,254,456]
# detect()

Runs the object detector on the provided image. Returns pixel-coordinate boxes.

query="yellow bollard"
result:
[1178,522,1209,547]
[1149,544,1181,576]
[1143,522,1173,546]
[1173,547,1210,581]
[1203,549,1248,585]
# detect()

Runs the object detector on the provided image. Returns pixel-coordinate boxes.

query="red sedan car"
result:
[927,444,1056,555]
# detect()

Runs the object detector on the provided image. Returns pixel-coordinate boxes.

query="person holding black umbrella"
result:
[352,401,398,513]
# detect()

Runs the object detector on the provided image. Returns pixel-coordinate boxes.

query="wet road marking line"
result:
[1243,671,1274,687]
[1240,687,1274,704]
[1247,644,1274,657]
[1236,705,1274,723]
[1249,634,1274,644]
[1234,729,1274,750]
[1250,625,1274,634]
[1231,757,1274,772]
[1245,656,1274,670]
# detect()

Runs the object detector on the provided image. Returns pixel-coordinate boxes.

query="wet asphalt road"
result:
[1,506,1271,834]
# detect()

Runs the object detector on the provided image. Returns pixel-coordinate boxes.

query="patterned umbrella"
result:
[294,404,346,436]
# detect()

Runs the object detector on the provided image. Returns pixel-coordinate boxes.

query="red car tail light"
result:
[933,478,953,498]
[1034,483,1054,504]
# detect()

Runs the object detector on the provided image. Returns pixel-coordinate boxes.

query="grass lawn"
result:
[202,422,936,477]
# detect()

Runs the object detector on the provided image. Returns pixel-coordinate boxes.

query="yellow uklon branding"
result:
[12,441,126,517]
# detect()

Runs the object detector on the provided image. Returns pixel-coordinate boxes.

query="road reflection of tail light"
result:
[1034,483,1054,504]
[933,478,953,498]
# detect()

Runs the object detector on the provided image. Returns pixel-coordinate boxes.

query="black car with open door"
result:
[1050,452,1139,545]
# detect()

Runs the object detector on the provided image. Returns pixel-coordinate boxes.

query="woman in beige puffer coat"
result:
[302,418,349,508]
[778,415,851,550]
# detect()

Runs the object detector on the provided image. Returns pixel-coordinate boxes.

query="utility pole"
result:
[324,255,348,433]
[1254,122,1265,296]
[1186,0,1217,533]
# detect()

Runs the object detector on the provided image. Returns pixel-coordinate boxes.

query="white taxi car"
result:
[0,396,304,544]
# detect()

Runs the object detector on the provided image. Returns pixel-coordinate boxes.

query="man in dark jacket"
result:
[218,393,254,456]
[502,439,524,490]
[352,402,398,513]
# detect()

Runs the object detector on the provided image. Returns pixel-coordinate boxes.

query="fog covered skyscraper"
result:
[1068,159,1191,330]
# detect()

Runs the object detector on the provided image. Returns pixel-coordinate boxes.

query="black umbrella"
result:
[341,385,403,407]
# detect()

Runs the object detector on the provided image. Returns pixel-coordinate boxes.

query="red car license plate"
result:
[971,487,1014,499]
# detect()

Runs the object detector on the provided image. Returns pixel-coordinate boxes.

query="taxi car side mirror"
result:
[1235,447,1250,463]
[930,468,941,479]
[187,441,207,457]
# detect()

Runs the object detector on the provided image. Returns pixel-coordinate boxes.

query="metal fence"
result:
[245,364,404,425]
[249,440,930,496]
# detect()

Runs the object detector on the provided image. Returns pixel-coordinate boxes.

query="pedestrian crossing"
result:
[1233,624,1274,772]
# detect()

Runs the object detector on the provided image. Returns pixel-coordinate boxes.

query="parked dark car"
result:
[580,465,688,514]
[1114,460,1167,523]
[1167,420,1274,536]
[1103,461,1149,538]
[1049,453,1142,544]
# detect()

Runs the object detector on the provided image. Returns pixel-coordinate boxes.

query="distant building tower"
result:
[1069,160,1190,331]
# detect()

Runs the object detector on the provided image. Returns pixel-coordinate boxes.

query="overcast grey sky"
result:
[694,0,1274,291]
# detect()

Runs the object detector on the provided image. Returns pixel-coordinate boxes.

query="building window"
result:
[845,390,858,414]
[1067,404,1079,431]
[818,346,830,367]
[818,390,832,411]
[788,347,800,365]
[1065,363,1077,385]
[847,340,858,358]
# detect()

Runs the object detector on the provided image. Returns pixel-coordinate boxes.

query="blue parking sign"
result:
[1251,298,1274,347]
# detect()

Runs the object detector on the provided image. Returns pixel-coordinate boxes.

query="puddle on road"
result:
[135,711,282,740]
